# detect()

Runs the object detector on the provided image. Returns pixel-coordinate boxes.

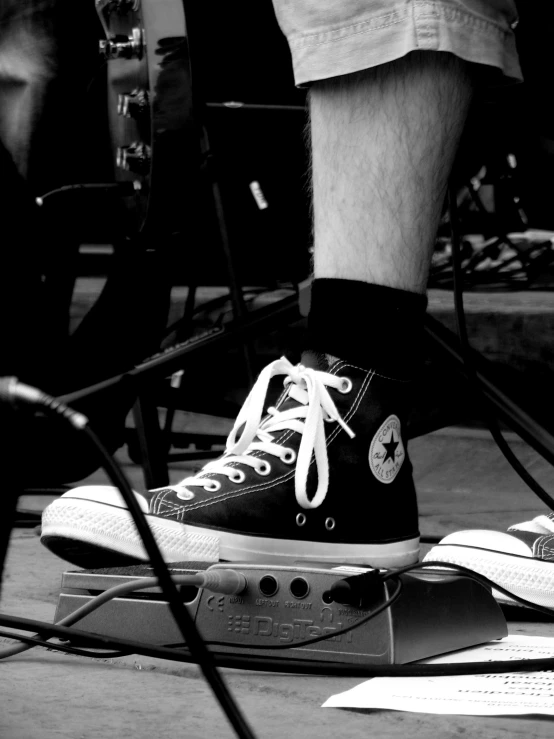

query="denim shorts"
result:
[271,0,522,86]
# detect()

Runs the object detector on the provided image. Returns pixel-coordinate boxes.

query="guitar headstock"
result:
[96,0,191,235]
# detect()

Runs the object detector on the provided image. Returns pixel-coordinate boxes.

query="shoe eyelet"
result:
[281,448,296,464]
[256,460,271,476]
[204,479,222,492]
[296,513,306,527]
[325,517,336,531]
[176,490,194,501]
[338,377,353,394]
[229,469,246,484]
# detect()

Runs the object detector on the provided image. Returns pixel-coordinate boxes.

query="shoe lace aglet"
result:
[336,415,356,439]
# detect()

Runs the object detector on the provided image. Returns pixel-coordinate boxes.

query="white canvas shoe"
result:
[424,513,554,608]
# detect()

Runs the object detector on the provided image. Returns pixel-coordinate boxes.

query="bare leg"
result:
[310,51,473,293]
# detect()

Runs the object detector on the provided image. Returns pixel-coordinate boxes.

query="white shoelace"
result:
[174,357,355,510]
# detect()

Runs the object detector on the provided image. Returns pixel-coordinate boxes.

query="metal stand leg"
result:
[132,396,170,490]
[0,407,23,596]
[200,124,256,386]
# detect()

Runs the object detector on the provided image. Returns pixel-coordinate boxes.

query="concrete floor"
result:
[2,424,554,739]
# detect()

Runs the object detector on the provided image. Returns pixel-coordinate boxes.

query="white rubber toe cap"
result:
[434,529,534,557]
[59,485,149,513]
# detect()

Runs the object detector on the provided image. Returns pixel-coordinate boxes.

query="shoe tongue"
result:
[272,351,337,416]
[507,529,540,547]
[509,513,554,535]
[300,350,340,372]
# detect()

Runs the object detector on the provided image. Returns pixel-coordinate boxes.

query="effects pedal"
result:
[55,560,507,665]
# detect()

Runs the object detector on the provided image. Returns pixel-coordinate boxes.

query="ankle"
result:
[307,278,428,379]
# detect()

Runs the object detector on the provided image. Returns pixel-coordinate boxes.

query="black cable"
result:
[3,559,549,660]
[4,609,554,678]
[204,561,554,650]
[384,560,554,617]
[199,654,554,677]
[1,521,553,671]
[0,578,402,665]
[0,613,200,662]
[81,425,257,739]
[0,379,256,739]
[2,557,553,657]
[0,570,399,658]
[4,379,554,683]
[36,182,139,205]
[448,183,554,512]
[0,631,129,659]
[0,572,238,659]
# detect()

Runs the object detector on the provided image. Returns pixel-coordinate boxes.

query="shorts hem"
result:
[287,1,522,86]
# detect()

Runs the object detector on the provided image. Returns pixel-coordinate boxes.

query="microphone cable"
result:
[35,181,140,207]
[1,560,554,676]
[447,183,554,512]
[0,377,257,739]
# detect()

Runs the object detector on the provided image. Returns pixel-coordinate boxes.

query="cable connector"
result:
[323,569,383,609]
[0,376,89,429]
[0,376,43,405]
[197,569,248,595]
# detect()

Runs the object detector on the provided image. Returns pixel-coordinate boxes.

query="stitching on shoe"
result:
[536,534,554,561]
[149,426,299,518]
[331,368,374,433]
[163,470,298,520]
[164,429,299,517]
[535,535,547,559]
[332,359,410,383]
[149,425,300,515]
[154,489,175,513]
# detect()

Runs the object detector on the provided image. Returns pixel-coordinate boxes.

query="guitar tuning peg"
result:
[116,142,151,175]
[99,27,144,61]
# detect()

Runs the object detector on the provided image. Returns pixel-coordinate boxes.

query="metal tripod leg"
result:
[0,407,23,596]
[424,312,554,468]
[132,395,170,490]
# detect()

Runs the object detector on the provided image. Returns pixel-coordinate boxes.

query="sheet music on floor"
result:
[323,635,554,716]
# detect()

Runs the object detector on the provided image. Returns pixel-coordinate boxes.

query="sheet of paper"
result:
[323,635,554,716]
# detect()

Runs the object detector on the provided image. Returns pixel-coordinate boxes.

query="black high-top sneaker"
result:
[41,353,420,568]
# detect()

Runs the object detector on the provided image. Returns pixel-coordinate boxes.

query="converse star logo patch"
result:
[369,415,405,484]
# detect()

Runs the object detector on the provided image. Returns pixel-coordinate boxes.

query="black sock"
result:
[306,278,428,379]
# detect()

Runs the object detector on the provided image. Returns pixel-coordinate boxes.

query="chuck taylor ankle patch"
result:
[369,414,405,484]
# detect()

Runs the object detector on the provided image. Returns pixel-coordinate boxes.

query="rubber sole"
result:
[41,498,220,567]
[41,497,419,569]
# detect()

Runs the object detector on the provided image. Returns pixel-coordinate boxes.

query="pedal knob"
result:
[116,142,151,174]
[99,27,144,60]
[118,89,149,120]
